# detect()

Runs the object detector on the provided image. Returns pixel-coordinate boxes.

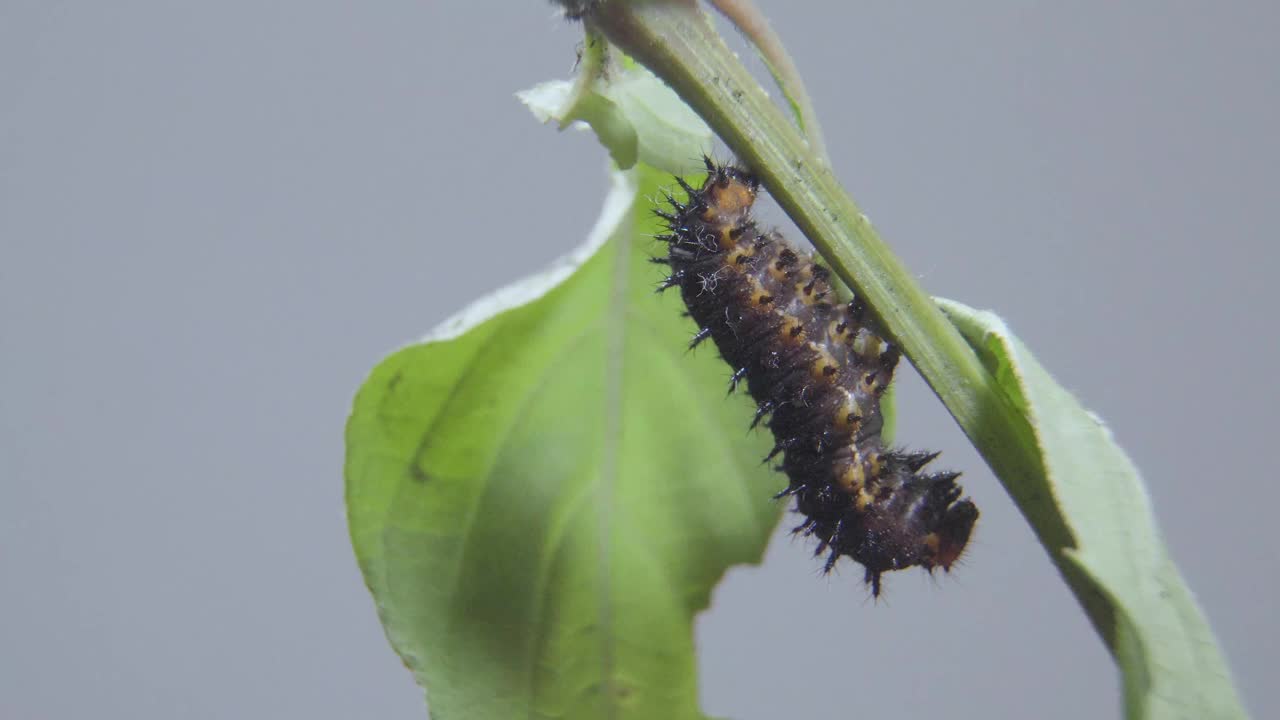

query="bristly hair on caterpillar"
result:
[655,157,979,596]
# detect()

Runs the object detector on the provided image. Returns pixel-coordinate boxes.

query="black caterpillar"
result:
[654,159,978,595]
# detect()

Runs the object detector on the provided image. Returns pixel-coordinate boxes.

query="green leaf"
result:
[347,51,783,719]
[517,39,712,174]
[936,298,1246,720]
[345,162,783,719]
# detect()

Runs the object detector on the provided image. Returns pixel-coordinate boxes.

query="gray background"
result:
[2,2,1276,718]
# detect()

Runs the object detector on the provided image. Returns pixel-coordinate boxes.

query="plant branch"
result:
[707,0,830,164]
[585,0,1090,625]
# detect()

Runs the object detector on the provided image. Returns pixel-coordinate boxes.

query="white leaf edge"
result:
[417,167,637,346]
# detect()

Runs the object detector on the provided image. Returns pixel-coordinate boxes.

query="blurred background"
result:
[3,2,1276,718]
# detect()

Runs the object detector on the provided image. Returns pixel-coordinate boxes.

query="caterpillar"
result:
[654,158,978,595]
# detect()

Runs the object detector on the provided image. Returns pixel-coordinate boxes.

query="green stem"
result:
[587,0,1087,619]
[707,0,830,164]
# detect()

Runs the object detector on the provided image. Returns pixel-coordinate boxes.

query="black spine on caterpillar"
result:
[655,158,979,595]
